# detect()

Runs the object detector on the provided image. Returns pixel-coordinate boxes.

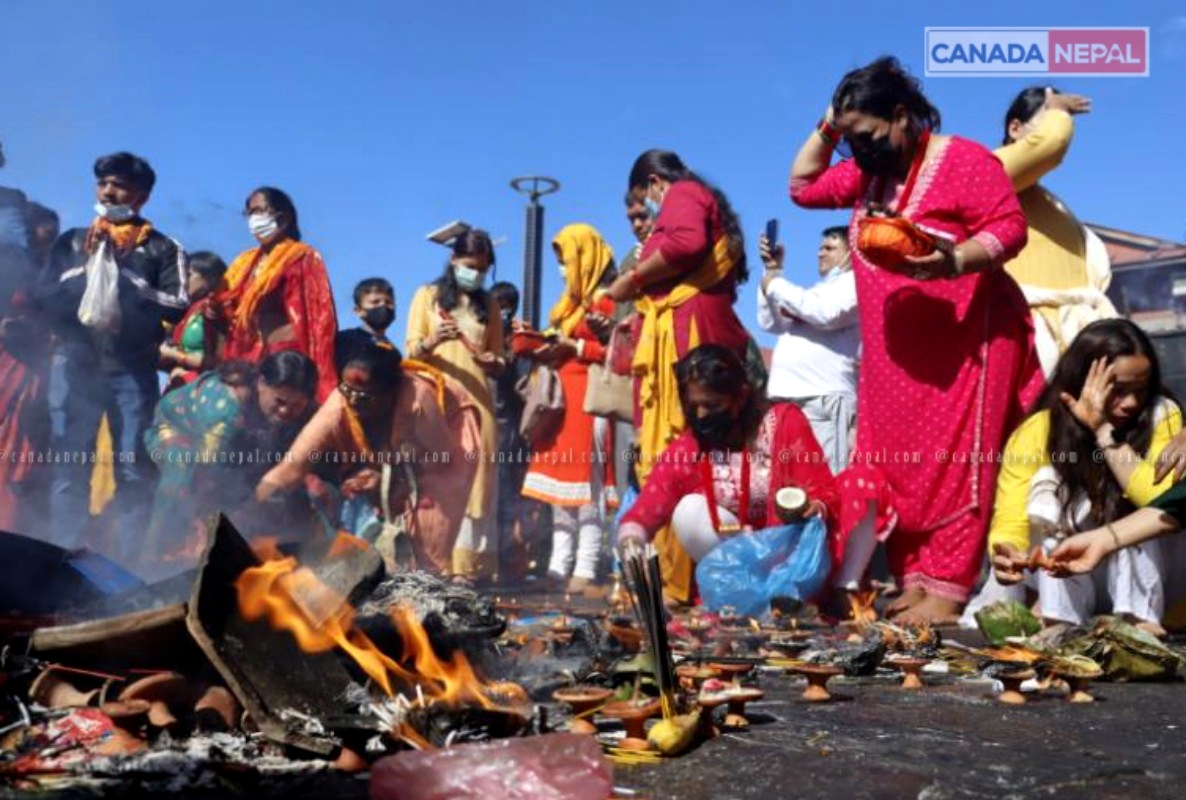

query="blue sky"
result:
[3,1,1184,348]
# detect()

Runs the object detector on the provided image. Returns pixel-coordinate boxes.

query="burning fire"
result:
[848,590,878,628]
[235,536,515,712]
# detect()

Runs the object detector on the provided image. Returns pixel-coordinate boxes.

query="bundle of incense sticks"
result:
[622,542,677,719]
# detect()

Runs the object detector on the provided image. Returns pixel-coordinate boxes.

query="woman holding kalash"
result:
[982,320,1181,637]
[790,57,1043,624]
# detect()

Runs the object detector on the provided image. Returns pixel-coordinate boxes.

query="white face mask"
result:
[248,213,280,242]
[94,201,137,223]
[453,264,485,291]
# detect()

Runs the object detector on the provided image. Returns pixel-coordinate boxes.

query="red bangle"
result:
[817,119,840,147]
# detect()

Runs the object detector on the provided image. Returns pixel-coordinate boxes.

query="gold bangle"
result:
[1105,523,1122,551]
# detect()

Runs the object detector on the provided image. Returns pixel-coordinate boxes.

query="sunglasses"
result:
[339,383,379,404]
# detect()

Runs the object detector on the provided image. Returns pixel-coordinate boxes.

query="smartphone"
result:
[765,218,779,248]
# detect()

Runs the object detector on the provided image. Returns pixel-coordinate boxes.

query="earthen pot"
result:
[721,687,764,730]
[100,699,151,738]
[890,657,930,690]
[332,746,368,773]
[695,693,728,739]
[119,672,192,729]
[675,664,721,692]
[708,662,754,688]
[29,669,98,709]
[996,668,1035,705]
[553,686,612,714]
[602,698,662,740]
[94,726,147,757]
[791,664,843,702]
[606,621,643,653]
[618,736,653,752]
[195,686,241,731]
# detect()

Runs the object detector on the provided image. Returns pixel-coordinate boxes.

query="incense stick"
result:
[622,543,677,720]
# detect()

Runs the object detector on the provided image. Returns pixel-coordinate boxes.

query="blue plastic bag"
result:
[695,517,831,618]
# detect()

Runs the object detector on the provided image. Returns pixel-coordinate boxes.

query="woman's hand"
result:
[1059,356,1114,433]
[991,542,1029,585]
[902,247,956,281]
[1154,428,1186,483]
[1044,88,1091,116]
[802,500,827,519]
[605,273,637,303]
[585,312,613,342]
[1047,528,1112,576]
[341,467,381,498]
[474,350,505,376]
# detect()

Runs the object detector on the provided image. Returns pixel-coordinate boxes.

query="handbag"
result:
[607,313,638,376]
[583,328,633,422]
[516,365,565,448]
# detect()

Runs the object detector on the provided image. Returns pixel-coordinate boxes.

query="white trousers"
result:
[548,503,603,580]
[961,466,1174,627]
[670,494,740,562]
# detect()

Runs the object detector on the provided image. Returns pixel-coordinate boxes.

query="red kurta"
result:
[622,403,838,578]
[791,136,1044,601]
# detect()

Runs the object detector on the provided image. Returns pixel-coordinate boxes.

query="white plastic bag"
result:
[77,239,121,333]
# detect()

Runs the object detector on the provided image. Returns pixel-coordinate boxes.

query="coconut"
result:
[775,486,808,520]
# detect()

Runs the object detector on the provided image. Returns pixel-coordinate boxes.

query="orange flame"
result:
[234,542,518,713]
[848,590,878,627]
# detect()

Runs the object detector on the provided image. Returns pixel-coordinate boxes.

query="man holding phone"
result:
[756,224,859,474]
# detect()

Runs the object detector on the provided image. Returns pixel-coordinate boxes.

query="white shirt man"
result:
[756,226,859,473]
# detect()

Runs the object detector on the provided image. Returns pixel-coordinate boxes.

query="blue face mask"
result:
[644,196,662,220]
[453,264,485,291]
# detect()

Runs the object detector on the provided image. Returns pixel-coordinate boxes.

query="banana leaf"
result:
[973,600,1041,646]
[1057,617,1184,682]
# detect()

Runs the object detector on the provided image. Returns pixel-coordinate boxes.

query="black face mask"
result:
[848,131,899,177]
[362,306,395,331]
[689,409,737,447]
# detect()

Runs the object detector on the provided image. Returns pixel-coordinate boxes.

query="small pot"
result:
[29,669,98,709]
[100,699,151,738]
[120,672,192,729]
[552,686,612,717]
[889,657,929,690]
[195,686,241,731]
[996,669,1035,705]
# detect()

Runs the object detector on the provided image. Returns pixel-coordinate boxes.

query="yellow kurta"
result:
[995,110,1115,362]
[405,285,502,521]
[988,399,1182,553]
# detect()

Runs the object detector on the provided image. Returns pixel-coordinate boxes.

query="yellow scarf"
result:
[85,217,153,257]
[222,239,311,336]
[632,235,735,481]
[547,223,614,336]
[402,358,448,412]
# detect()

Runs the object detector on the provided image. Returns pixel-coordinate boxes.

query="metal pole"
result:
[510,176,560,329]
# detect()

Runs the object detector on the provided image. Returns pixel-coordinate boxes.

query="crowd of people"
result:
[2,56,1185,630]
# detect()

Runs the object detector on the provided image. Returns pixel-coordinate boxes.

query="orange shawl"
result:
[222,239,312,336]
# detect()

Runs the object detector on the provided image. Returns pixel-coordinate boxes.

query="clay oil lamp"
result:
[28,668,99,709]
[708,660,754,689]
[994,667,1035,705]
[675,663,721,692]
[601,698,662,748]
[695,692,727,740]
[119,671,192,729]
[553,686,613,735]
[888,656,930,690]
[721,687,764,730]
[1049,656,1103,704]
[683,611,714,653]
[766,636,812,658]
[548,614,575,647]
[789,664,843,702]
[606,616,643,654]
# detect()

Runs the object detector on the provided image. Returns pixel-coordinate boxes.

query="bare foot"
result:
[885,586,926,618]
[1132,618,1168,640]
[895,594,963,627]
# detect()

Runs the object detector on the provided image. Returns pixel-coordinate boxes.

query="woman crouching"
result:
[615,344,837,602]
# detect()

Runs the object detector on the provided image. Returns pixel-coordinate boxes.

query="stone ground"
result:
[8,591,1186,800]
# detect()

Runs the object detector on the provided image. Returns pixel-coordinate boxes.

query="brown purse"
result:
[516,365,566,448]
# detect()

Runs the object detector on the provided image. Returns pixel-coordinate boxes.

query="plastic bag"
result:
[370,732,613,800]
[695,517,830,618]
[77,239,121,333]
